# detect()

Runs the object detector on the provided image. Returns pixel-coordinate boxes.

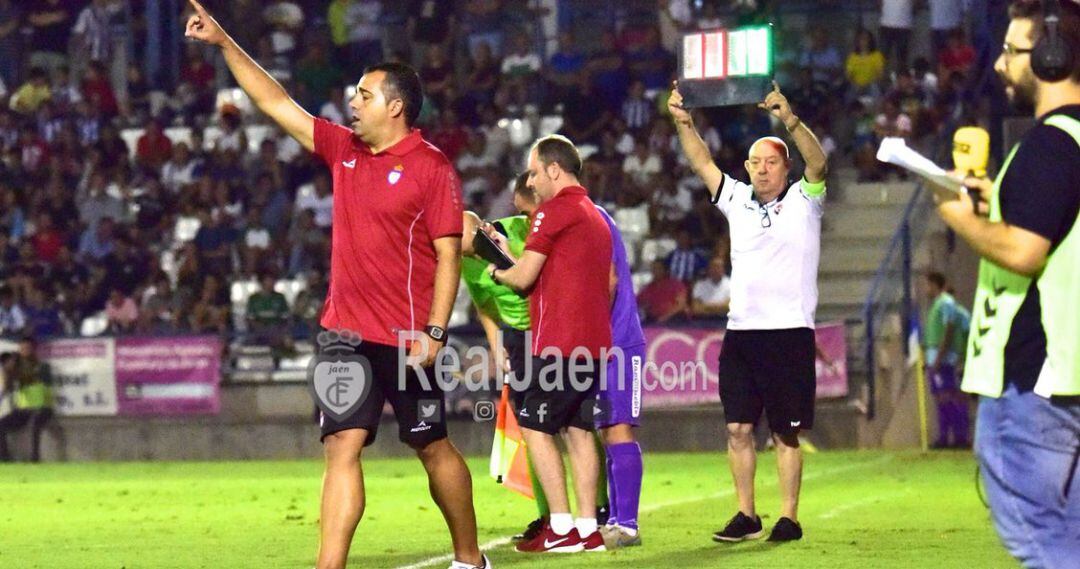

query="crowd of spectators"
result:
[0,0,989,343]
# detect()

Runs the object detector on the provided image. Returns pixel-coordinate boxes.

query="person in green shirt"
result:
[922,272,970,448]
[461,173,609,544]
[461,175,548,539]
[246,272,293,357]
[0,351,18,462]
[0,335,55,462]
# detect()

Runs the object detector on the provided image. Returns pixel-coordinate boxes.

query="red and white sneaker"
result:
[515,524,584,553]
[581,530,607,552]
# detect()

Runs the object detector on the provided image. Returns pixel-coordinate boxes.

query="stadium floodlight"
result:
[677,24,774,108]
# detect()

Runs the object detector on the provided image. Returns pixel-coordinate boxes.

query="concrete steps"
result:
[815,171,919,322]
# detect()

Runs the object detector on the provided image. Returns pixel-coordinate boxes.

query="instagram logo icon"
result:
[472,401,496,422]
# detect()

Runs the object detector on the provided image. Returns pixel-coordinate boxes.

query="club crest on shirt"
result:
[773,203,783,215]
[388,164,404,185]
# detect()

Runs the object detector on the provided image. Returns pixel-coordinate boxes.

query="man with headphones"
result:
[933,1,1080,566]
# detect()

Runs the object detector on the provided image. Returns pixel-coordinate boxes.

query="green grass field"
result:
[0,450,1013,568]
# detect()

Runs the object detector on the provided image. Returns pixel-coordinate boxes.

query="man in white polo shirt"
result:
[691,256,731,317]
[668,82,828,543]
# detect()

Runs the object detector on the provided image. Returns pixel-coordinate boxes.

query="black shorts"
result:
[718,328,816,434]
[502,325,529,411]
[515,355,599,435]
[317,338,448,448]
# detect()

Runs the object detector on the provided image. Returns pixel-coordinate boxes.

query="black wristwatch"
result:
[424,325,446,342]
[488,265,500,284]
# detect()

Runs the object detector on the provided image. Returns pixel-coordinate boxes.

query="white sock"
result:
[621,526,638,537]
[550,513,574,535]
[575,517,598,536]
[449,556,486,569]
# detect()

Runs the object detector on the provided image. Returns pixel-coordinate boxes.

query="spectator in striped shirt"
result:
[622,80,653,133]
[37,102,66,145]
[72,0,114,66]
[74,100,101,146]
[665,230,707,283]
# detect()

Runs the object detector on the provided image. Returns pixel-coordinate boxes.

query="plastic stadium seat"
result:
[294,182,314,205]
[448,306,470,328]
[622,237,638,268]
[245,124,274,155]
[80,312,109,337]
[631,271,652,295]
[271,370,308,382]
[538,115,564,137]
[274,279,307,307]
[499,117,534,149]
[173,216,201,243]
[119,128,142,159]
[159,249,178,285]
[148,90,169,117]
[577,144,599,160]
[121,127,195,159]
[234,355,275,372]
[230,280,260,305]
[448,286,472,328]
[201,125,223,152]
[614,205,650,240]
[277,353,313,371]
[230,280,261,333]
[215,88,254,116]
[163,127,194,149]
[640,237,677,265]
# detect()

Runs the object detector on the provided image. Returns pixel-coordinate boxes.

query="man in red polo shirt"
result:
[489,135,613,554]
[184,3,486,569]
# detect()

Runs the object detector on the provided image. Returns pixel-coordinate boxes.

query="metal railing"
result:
[860,184,934,418]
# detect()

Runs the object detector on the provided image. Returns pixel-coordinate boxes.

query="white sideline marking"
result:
[817,488,912,520]
[394,455,894,569]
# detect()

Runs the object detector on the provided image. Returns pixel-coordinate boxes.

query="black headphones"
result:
[1032,0,1075,81]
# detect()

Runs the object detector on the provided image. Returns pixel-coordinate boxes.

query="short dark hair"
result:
[512,171,534,200]
[927,271,947,289]
[1010,0,1080,81]
[364,62,424,127]
[532,135,582,178]
[855,29,878,53]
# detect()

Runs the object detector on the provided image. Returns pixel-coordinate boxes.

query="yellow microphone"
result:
[952,127,990,178]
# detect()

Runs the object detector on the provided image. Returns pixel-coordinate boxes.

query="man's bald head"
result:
[748,136,790,162]
[744,136,793,200]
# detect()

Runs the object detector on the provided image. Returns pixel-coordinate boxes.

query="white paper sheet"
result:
[876,137,963,194]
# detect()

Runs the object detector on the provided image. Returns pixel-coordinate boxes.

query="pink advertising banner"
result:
[640,322,848,408]
[113,336,223,416]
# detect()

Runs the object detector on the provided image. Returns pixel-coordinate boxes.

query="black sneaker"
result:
[712,512,765,542]
[767,517,803,542]
[512,517,547,542]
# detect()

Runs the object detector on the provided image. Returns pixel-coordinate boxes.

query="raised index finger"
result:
[187,0,207,15]
[771,80,780,93]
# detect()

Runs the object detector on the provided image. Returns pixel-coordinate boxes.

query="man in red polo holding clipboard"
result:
[488,135,614,554]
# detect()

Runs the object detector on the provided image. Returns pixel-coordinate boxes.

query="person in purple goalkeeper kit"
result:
[594,204,646,549]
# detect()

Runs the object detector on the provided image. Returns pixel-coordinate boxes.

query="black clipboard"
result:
[473,228,515,270]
